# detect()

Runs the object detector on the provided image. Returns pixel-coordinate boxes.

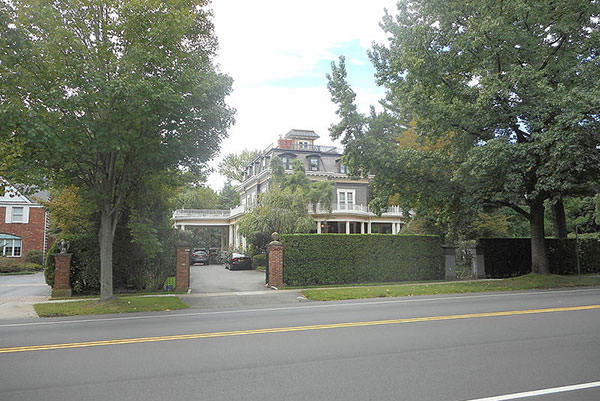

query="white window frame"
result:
[4,206,29,224]
[309,157,319,171]
[337,189,355,210]
[1,238,22,257]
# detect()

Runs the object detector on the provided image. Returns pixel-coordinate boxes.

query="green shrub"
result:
[0,257,42,273]
[252,253,267,269]
[478,238,600,278]
[24,249,44,265]
[281,234,443,286]
[44,240,58,286]
[0,257,24,273]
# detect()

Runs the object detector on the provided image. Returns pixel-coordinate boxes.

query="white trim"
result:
[4,206,11,223]
[337,189,356,210]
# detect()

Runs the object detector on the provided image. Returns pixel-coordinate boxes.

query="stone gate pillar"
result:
[442,245,457,280]
[175,246,191,292]
[470,246,486,279]
[267,232,283,287]
[53,253,72,297]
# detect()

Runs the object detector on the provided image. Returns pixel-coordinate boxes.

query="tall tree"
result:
[0,0,234,299]
[329,0,600,273]
[174,186,220,210]
[218,149,261,183]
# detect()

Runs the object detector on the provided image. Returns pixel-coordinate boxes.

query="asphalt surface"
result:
[183,263,302,309]
[189,263,266,293]
[0,272,50,319]
[1,287,599,401]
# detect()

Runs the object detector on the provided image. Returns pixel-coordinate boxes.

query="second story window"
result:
[11,207,24,223]
[281,155,293,170]
[309,157,319,171]
[337,160,347,174]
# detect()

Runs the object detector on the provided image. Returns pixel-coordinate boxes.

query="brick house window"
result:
[11,207,24,223]
[1,237,22,257]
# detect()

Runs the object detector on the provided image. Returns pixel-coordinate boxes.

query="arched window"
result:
[0,234,22,257]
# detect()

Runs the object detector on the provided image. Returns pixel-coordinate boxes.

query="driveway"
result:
[183,264,303,309]
[190,264,266,294]
[0,272,51,319]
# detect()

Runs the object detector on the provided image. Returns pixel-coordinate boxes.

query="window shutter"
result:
[23,207,29,224]
[4,206,11,223]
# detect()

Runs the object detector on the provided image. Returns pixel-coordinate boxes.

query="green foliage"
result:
[238,188,314,253]
[478,238,600,278]
[218,149,261,183]
[0,257,43,273]
[252,253,267,269]
[238,159,332,252]
[174,186,220,210]
[218,181,240,208]
[0,0,234,298]
[23,249,44,265]
[281,234,443,286]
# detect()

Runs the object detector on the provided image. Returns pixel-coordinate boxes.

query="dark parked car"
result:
[190,249,209,265]
[226,252,252,270]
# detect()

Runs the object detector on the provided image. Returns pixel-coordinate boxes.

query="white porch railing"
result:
[172,209,231,219]
[172,203,403,220]
[307,203,403,216]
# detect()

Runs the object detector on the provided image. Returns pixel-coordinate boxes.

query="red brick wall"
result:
[267,243,283,287]
[0,206,46,258]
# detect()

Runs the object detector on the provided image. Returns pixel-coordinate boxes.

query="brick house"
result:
[0,185,51,260]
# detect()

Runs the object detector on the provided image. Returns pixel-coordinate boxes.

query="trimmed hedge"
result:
[478,238,600,278]
[0,257,43,273]
[252,253,266,269]
[281,234,443,286]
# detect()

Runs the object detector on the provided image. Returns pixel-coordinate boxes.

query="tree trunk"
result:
[99,208,115,301]
[551,198,568,239]
[530,198,550,274]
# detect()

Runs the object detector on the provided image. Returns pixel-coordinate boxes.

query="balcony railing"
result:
[308,203,403,216]
[172,204,403,220]
[172,209,231,219]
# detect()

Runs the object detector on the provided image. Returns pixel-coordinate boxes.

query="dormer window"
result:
[337,160,347,174]
[309,157,319,171]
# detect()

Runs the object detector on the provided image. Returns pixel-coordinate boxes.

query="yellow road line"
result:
[1,304,598,354]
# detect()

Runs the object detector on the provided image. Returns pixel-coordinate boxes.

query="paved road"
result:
[0,273,50,319]
[0,288,599,401]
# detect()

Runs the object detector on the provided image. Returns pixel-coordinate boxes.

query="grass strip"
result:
[34,296,188,317]
[302,274,600,301]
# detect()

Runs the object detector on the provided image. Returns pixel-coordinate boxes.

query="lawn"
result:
[301,274,600,301]
[34,296,188,317]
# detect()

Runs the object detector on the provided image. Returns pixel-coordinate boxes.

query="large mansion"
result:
[171,129,405,249]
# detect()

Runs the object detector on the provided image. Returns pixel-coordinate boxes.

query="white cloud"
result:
[206,0,398,190]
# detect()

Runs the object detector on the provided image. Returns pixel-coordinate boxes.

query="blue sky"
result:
[266,40,380,91]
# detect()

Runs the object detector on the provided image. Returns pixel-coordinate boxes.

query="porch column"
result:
[317,220,322,234]
[228,224,234,247]
[361,222,365,234]
[181,224,186,231]
[346,221,350,234]
[368,222,372,234]
[392,223,397,235]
